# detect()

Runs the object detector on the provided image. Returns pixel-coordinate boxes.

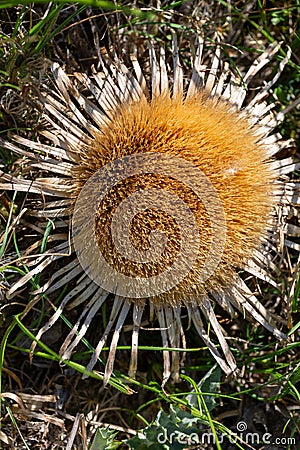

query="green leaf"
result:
[186,365,221,412]
[126,405,201,449]
[89,427,121,450]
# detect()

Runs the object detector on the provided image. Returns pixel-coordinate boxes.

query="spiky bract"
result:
[1,37,299,384]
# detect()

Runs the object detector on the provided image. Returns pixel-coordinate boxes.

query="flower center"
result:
[72,93,275,303]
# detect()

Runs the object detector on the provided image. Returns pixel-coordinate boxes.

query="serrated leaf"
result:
[127,434,168,450]
[155,410,171,428]
[126,405,202,449]
[169,405,199,427]
[89,427,121,450]
[186,365,221,412]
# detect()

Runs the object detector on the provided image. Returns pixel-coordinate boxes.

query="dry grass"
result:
[1,1,300,449]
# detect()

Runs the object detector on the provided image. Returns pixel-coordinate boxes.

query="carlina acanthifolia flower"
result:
[1,34,299,386]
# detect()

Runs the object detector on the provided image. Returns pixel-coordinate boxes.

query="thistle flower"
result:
[1,35,299,386]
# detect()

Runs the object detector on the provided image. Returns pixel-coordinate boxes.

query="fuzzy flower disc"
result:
[72,93,275,304]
